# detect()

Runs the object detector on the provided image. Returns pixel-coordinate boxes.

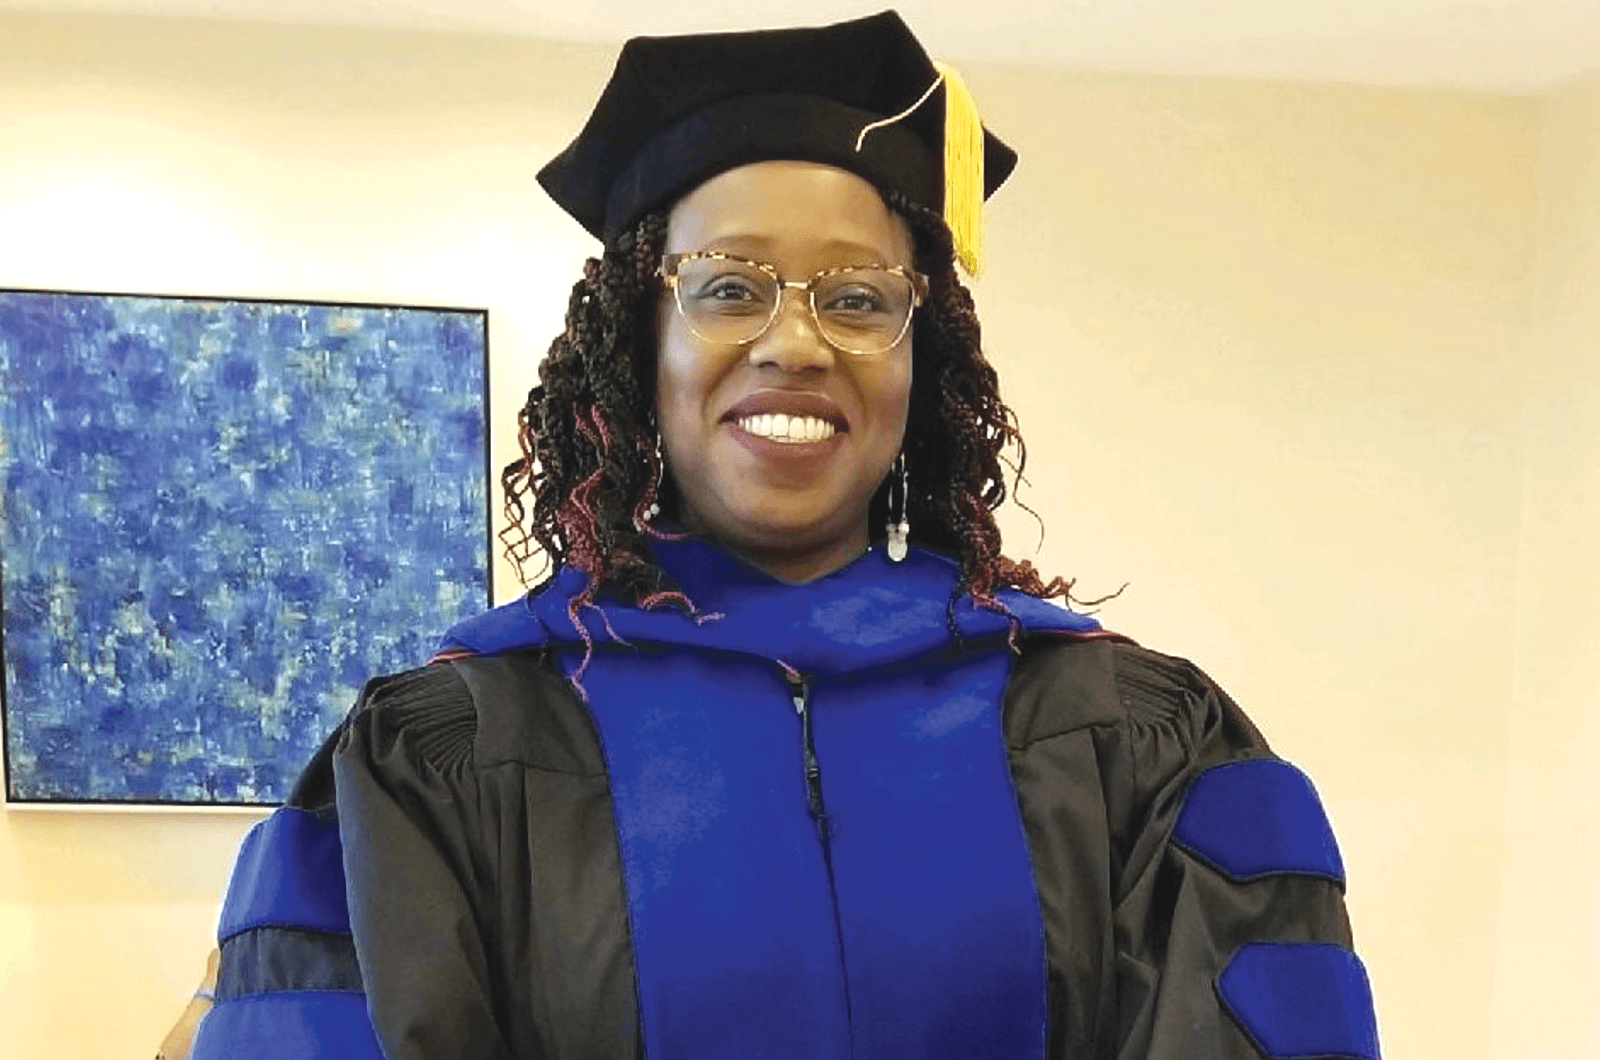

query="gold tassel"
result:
[853,60,988,276]
[934,60,985,277]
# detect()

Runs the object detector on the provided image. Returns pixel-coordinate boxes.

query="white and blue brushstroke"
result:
[0,291,489,804]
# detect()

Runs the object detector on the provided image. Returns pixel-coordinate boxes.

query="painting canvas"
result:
[0,290,490,805]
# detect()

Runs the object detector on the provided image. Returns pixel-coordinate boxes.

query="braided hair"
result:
[500,193,1083,634]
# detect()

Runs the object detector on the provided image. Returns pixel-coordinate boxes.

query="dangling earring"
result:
[636,430,663,529]
[648,431,663,520]
[886,453,910,563]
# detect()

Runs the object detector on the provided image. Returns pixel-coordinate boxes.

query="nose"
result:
[747,286,836,372]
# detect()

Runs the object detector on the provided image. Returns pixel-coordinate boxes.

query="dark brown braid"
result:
[500,195,1091,636]
[883,192,1089,614]
[498,212,693,669]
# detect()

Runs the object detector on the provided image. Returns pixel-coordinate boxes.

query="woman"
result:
[176,12,1379,1060]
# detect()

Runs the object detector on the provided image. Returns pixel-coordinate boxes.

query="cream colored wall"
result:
[1494,69,1600,1060]
[968,68,1541,1060]
[0,10,1570,1058]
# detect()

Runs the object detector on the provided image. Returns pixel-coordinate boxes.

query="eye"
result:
[697,275,763,303]
[680,263,774,317]
[821,282,890,315]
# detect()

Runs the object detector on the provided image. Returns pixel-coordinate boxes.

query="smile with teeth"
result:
[735,413,838,443]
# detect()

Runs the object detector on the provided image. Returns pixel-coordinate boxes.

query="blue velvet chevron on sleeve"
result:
[218,805,351,938]
[1217,942,1380,1060]
[1173,758,1345,884]
[191,806,383,1060]
[190,993,383,1060]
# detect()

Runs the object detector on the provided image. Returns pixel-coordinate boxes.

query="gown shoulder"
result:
[1005,634,1379,1060]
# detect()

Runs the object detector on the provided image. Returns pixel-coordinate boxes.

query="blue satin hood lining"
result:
[440,537,1102,674]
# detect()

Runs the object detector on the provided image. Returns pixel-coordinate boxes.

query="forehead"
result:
[665,160,913,265]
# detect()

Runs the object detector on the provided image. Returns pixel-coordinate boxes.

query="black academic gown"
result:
[192,540,1379,1060]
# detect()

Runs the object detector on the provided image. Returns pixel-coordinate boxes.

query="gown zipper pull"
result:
[781,667,828,836]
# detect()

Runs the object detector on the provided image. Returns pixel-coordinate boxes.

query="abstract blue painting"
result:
[0,290,490,805]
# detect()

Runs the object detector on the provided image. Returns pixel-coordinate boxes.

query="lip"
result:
[721,390,850,432]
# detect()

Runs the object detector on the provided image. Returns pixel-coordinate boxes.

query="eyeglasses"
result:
[659,251,929,356]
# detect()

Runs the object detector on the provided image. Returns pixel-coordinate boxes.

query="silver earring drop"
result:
[637,431,662,528]
[886,454,910,563]
[648,431,663,520]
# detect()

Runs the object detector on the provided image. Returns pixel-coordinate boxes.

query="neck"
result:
[724,533,873,585]
[676,516,872,585]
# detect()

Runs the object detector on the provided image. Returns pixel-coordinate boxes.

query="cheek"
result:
[871,357,914,447]
[654,313,697,428]
[654,313,726,463]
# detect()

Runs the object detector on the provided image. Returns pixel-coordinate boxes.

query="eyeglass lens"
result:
[673,257,915,354]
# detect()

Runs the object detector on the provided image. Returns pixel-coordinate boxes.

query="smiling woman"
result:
[654,162,916,582]
[171,11,1381,1060]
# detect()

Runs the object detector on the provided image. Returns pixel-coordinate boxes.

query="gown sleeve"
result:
[330,662,516,1060]
[1104,644,1380,1060]
[191,664,511,1060]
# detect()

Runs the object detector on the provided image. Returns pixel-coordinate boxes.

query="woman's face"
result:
[656,160,914,583]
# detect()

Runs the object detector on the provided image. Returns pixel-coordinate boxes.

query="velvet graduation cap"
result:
[536,10,1016,274]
